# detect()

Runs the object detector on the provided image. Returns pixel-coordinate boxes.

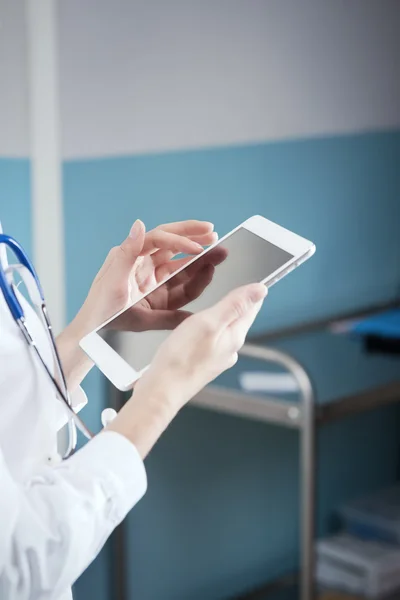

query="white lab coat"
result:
[0,229,147,600]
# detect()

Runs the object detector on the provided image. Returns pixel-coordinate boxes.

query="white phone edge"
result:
[80,215,316,391]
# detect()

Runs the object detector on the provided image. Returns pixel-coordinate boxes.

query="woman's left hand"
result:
[78,219,218,333]
[58,219,217,390]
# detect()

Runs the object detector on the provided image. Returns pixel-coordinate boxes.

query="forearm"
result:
[56,313,94,392]
[107,385,177,459]
[0,431,146,600]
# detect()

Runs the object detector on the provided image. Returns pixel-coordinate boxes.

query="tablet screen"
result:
[99,227,292,371]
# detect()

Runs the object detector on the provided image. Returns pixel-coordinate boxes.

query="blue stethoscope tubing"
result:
[0,234,44,320]
[0,234,93,457]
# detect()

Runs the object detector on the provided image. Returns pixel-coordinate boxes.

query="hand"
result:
[111,244,228,332]
[138,282,267,405]
[77,219,218,335]
[108,283,267,457]
[58,219,217,391]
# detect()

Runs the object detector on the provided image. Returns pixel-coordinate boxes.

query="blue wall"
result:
[64,131,400,599]
[64,131,400,331]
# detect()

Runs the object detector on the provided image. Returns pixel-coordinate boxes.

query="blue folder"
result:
[352,309,400,339]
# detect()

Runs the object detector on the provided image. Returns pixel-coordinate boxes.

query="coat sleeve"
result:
[0,431,147,600]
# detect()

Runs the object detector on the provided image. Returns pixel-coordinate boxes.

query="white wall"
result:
[0,0,65,331]
[0,0,29,157]
[59,0,400,159]
[2,0,399,160]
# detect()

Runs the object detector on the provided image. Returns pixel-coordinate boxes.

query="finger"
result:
[141,230,204,256]
[196,245,228,267]
[116,220,146,272]
[205,284,267,328]
[167,264,215,308]
[151,232,218,269]
[152,242,226,276]
[152,250,180,268]
[154,247,227,294]
[187,231,218,245]
[178,245,228,274]
[156,245,228,283]
[125,307,193,331]
[154,251,212,282]
[171,246,228,283]
[228,298,264,349]
[154,255,193,281]
[153,253,212,289]
[156,231,216,248]
[150,309,193,330]
[158,220,214,236]
[181,264,215,305]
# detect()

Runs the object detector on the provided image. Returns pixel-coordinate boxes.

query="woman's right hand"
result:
[107,282,267,457]
[137,282,267,409]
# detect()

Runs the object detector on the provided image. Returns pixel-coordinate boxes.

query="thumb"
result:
[117,220,146,272]
[206,283,267,328]
[135,309,193,331]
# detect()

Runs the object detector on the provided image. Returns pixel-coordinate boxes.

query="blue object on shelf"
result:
[352,309,400,340]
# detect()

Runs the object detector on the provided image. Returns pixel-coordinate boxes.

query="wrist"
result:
[56,314,94,391]
[135,369,187,413]
[134,378,179,420]
[107,385,177,458]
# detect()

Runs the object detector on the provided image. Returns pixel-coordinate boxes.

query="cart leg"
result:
[300,397,316,600]
[108,375,128,600]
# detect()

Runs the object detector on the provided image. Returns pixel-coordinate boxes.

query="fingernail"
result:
[129,220,141,239]
[250,285,268,303]
[194,243,204,251]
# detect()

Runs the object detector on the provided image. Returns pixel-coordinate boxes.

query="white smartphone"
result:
[80,215,315,391]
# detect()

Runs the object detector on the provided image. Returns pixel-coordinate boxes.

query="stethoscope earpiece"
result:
[101,408,117,428]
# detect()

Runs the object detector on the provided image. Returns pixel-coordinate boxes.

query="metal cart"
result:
[110,301,400,600]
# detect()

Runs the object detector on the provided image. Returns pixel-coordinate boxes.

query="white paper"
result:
[239,372,299,393]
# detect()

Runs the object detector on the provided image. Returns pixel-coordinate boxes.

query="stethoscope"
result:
[0,234,116,460]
